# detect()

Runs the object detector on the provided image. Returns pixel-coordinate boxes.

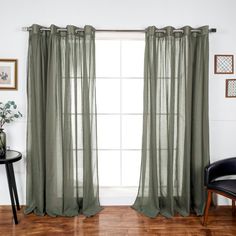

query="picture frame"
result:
[214,55,234,74]
[225,79,236,98]
[0,59,18,90]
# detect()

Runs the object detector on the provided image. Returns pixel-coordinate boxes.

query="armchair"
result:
[203,157,236,225]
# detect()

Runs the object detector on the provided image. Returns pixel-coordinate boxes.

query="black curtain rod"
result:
[22,27,217,33]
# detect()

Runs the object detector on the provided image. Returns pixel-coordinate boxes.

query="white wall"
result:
[0,0,236,205]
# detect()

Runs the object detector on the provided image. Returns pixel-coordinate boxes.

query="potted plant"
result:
[0,101,22,158]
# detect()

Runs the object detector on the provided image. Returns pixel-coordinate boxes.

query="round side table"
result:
[0,150,22,224]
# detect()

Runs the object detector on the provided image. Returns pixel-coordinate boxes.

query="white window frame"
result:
[95,33,145,205]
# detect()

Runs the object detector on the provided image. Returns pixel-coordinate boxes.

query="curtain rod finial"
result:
[210,28,217,33]
[22,27,29,31]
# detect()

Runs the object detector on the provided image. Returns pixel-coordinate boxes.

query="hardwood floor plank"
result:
[0,206,235,235]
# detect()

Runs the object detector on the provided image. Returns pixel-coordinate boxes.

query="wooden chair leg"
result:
[232,200,235,216]
[202,190,212,226]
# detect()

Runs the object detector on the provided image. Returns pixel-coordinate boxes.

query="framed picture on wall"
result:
[0,59,18,90]
[226,79,236,98]
[214,55,234,74]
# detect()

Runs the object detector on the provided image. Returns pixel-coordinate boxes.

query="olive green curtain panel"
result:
[132,26,210,218]
[25,24,102,216]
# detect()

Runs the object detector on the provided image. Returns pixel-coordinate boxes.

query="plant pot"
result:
[0,128,6,159]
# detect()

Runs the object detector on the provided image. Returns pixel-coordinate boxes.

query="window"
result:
[96,34,145,205]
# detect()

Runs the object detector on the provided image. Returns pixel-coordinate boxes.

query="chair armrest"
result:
[205,157,236,186]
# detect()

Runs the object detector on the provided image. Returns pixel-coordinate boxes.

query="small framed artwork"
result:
[225,79,236,98]
[0,59,18,90]
[214,55,234,74]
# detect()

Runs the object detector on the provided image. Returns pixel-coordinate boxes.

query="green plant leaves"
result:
[0,101,22,128]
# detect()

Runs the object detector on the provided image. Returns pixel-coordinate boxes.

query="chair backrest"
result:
[205,157,236,185]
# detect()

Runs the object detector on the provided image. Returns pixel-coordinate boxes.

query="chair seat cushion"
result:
[208,179,236,198]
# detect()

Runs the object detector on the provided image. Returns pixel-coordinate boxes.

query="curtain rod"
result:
[22,27,217,33]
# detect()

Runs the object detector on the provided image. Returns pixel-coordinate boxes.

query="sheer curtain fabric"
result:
[25,24,102,216]
[133,26,210,218]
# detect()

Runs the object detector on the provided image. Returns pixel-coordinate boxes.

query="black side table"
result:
[0,150,22,224]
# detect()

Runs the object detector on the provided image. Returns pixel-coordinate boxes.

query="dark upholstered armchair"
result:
[203,157,236,225]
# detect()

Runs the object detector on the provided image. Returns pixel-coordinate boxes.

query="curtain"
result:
[25,24,102,216]
[132,26,210,218]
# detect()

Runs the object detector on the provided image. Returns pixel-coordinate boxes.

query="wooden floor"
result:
[0,206,236,235]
